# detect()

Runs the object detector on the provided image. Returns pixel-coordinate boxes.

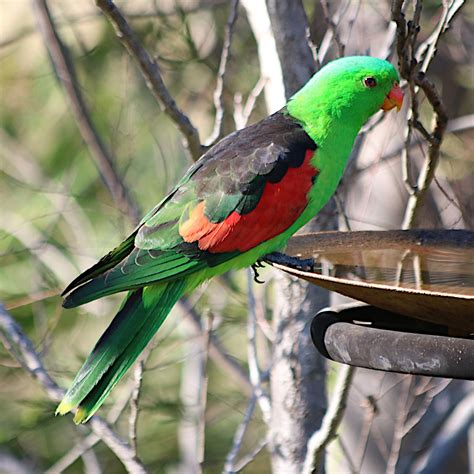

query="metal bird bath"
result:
[265,230,474,380]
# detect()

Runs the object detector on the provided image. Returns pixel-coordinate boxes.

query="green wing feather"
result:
[61,232,137,297]
[62,249,203,308]
[62,163,239,309]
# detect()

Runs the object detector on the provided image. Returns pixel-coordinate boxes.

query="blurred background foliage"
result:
[0,0,473,472]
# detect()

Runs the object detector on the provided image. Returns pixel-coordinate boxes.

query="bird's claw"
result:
[251,261,265,284]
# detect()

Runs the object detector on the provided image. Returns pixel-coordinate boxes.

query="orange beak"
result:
[381,82,404,112]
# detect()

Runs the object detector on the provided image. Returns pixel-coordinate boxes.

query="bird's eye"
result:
[363,77,377,88]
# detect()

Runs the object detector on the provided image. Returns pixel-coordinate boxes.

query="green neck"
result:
[286,85,368,159]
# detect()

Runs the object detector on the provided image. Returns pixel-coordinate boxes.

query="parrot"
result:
[57,56,403,423]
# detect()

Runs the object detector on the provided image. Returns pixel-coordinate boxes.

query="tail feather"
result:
[57,280,186,423]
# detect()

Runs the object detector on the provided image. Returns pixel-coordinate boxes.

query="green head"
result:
[287,56,402,145]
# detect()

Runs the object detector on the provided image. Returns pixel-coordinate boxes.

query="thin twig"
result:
[305,26,321,70]
[95,0,203,161]
[416,0,465,73]
[246,270,272,425]
[385,376,413,474]
[0,303,147,474]
[417,392,474,472]
[402,379,452,437]
[302,364,355,474]
[319,0,345,57]
[128,360,144,456]
[46,387,132,474]
[46,434,101,474]
[233,438,267,472]
[205,0,239,146]
[354,395,378,472]
[352,113,474,176]
[233,76,267,130]
[316,0,351,65]
[179,297,252,395]
[0,304,64,401]
[32,0,140,223]
[0,128,96,264]
[223,395,257,473]
[338,437,358,474]
[391,0,453,229]
[198,313,212,469]
[79,448,102,474]
[334,192,351,231]
[401,75,448,228]
[0,2,231,50]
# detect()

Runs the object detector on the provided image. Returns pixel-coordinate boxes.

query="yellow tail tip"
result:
[56,399,91,424]
[56,399,75,416]
[73,407,90,424]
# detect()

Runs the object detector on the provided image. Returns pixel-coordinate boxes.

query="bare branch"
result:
[316,0,351,65]
[179,297,252,395]
[319,0,345,57]
[233,438,267,471]
[354,395,379,472]
[79,448,102,474]
[0,304,64,401]
[31,0,141,224]
[233,76,267,130]
[401,77,448,228]
[198,314,212,468]
[303,364,355,474]
[416,0,466,73]
[176,311,211,473]
[128,360,144,456]
[224,395,257,473]
[0,2,230,50]
[46,359,143,473]
[417,392,474,473]
[1,209,79,285]
[352,113,474,177]
[391,0,453,229]
[338,437,357,474]
[305,26,321,70]
[95,0,204,161]
[247,270,272,424]
[385,376,413,474]
[0,303,147,474]
[46,433,101,474]
[205,0,240,146]
[334,191,351,232]
[88,417,147,474]
[402,379,452,437]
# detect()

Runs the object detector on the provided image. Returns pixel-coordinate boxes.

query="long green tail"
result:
[57,280,186,423]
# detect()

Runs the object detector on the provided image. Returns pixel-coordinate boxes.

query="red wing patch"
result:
[179,151,318,253]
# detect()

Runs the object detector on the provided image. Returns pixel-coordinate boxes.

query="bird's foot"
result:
[251,261,266,284]
[263,252,315,272]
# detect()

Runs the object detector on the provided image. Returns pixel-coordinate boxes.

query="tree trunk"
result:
[270,275,329,472]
